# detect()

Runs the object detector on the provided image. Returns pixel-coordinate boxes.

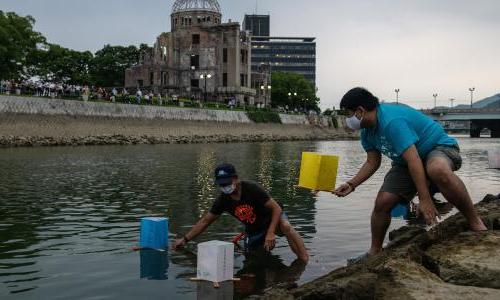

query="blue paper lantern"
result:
[140,217,169,250]
[391,203,409,219]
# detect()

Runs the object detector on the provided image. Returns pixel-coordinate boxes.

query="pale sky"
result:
[2,0,499,109]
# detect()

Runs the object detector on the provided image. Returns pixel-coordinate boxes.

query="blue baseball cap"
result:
[214,163,237,186]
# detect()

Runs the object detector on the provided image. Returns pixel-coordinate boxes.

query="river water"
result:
[0,138,499,299]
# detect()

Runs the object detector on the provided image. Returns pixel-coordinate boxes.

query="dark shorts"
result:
[380,145,462,201]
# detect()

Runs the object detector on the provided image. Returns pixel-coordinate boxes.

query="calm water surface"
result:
[1,138,499,299]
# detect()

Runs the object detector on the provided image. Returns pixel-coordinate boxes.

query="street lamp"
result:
[433,93,438,109]
[395,89,400,105]
[260,84,272,108]
[200,73,212,103]
[469,87,475,109]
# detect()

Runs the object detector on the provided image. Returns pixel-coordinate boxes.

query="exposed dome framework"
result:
[172,0,221,14]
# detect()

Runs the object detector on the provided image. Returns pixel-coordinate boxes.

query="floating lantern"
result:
[488,150,500,169]
[196,241,234,284]
[139,217,169,250]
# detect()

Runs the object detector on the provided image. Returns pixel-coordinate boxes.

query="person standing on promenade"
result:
[172,163,309,262]
[136,89,142,104]
[333,87,487,261]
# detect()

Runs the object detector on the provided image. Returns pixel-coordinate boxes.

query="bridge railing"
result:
[422,108,500,114]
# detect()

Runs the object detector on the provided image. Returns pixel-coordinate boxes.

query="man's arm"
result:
[263,198,283,251]
[402,145,438,225]
[334,150,381,197]
[172,212,219,250]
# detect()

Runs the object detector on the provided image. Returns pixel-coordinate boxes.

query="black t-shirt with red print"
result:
[210,181,277,235]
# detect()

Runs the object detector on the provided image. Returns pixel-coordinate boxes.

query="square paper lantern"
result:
[197,241,234,283]
[140,217,169,250]
[298,152,339,192]
[488,150,500,169]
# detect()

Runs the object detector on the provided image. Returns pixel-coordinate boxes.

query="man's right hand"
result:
[333,183,355,197]
[417,199,439,226]
[172,237,187,250]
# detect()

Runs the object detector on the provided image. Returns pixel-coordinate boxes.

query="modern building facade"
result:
[125,0,262,105]
[250,36,316,85]
[243,15,270,37]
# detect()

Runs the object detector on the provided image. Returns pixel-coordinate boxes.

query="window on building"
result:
[190,55,199,69]
[192,34,200,45]
[191,79,199,88]
[138,80,144,87]
[240,74,245,87]
[150,72,154,85]
[223,48,228,63]
[223,73,228,87]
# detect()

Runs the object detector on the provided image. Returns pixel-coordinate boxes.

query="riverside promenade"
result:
[0,95,353,147]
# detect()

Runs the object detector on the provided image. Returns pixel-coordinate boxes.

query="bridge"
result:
[422,108,500,138]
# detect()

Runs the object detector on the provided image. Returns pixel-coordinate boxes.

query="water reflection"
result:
[0,138,498,298]
[197,281,233,300]
[235,252,306,297]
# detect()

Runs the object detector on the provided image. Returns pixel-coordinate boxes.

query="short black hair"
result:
[340,87,380,111]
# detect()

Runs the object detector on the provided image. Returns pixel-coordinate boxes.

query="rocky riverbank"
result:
[0,113,355,147]
[260,194,500,300]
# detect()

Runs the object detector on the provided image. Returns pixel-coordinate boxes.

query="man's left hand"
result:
[264,233,276,252]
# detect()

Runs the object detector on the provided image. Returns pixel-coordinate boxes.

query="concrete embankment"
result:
[259,194,500,300]
[0,96,353,147]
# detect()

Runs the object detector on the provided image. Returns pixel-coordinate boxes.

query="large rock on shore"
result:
[260,194,500,299]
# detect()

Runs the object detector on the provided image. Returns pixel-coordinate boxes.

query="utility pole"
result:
[433,93,438,109]
[395,89,400,105]
[450,98,455,108]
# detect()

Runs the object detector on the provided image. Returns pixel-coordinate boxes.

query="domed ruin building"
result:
[125,0,268,106]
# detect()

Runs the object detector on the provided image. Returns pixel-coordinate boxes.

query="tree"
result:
[35,44,93,84]
[0,11,46,80]
[89,44,142,87]
[271,72,320,112]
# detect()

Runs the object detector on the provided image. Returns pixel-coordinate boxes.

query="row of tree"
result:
[0,11,147,87]
[0,11,321,111]
[271,72,320,112]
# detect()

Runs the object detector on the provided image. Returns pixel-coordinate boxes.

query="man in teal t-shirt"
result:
[334,87,486,260]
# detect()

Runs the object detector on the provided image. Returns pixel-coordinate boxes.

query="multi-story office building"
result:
[250,36,316,85]
[243,14,270,37]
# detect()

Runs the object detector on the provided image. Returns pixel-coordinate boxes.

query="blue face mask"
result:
[220,184,235,195]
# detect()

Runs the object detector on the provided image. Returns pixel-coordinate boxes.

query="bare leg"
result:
[370,192,403,255]
[279,219,309,262]
[426,157,487,231]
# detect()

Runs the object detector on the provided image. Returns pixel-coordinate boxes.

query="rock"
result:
[261,195,500,299]
[426,232,500,289]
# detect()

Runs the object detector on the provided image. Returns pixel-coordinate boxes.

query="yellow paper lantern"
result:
[298,152,339,192]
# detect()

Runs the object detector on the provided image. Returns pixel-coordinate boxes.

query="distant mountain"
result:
[454,93,500,109]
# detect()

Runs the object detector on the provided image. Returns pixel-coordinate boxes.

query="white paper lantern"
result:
[489,150,500,169]
[197,241,234,283]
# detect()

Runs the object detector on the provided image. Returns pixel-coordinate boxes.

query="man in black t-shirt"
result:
[172,163,309,262]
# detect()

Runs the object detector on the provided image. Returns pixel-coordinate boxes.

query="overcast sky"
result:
[2,0,499,109]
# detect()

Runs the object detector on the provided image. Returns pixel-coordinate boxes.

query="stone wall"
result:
[0,96,252,123]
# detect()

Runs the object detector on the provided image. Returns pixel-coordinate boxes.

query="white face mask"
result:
[220,184,236,195]
[346,112,363,131]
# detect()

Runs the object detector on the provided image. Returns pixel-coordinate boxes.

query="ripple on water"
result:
[0,139,498,298]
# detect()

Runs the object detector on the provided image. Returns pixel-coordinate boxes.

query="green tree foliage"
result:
[35,44,93,84]
[0,11,46,80]
[271,72,320,112]
[89,44,142,87]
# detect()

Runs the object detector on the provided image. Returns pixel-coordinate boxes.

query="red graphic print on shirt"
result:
[234,204,256,224]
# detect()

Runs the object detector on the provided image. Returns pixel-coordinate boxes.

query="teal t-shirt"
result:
[361,104,457,165]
